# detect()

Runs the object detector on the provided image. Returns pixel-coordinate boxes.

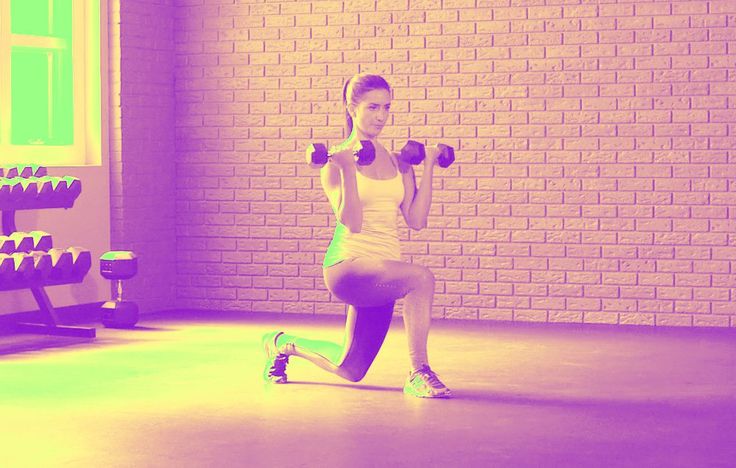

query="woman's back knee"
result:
[337,363,369,383]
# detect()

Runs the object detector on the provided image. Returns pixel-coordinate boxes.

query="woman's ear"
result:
[347,102,356,119]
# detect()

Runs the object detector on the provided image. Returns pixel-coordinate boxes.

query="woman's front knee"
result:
[414,265,435,291]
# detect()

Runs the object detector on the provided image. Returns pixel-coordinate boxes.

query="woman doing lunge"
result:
[262,73,451,398]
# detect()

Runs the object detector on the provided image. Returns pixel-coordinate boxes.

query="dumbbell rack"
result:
[0,169,95,338]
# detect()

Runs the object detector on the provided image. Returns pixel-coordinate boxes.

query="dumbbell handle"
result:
[115,279,125,302]
[306,140,376,168]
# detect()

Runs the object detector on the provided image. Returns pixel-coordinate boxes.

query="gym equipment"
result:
[306,140,376,168]
[2,177,39,200]
[4,164,47,179]
[0,164,95,338]
[100,251,139,328]
[8,231,52,252]
[0,171,81,210]
[27,176,57,202]
[0,254,13,278]
[10,252,34,280]
[398,140,456,168]
[29,251,53,279]
[0,236,14,254]
[47,248,74,278]
[68,247,92,276]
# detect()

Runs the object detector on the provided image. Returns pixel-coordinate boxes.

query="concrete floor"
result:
[0,310,735,467]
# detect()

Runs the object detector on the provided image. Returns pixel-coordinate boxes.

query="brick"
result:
[161,0,736,327]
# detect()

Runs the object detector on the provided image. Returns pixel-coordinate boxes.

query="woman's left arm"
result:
[404,149,438,230]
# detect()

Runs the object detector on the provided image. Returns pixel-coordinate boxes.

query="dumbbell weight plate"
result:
[101,300,140,328]
[437,144,455,168]
[9,232,34,253]
[29,251,53,279]
[0,236,14,255]
[355,140,376,166]
[48,248,74,279]
[6,164,47,179]
[399,140,426,166]
[306,143,329,167]
[61,176,82,201]
[0,254,15,280]
[10,253,35,279]
[68,247,92,276]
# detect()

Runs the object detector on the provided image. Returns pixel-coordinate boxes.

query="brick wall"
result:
[110,0,177,313]
[173,0,736,327]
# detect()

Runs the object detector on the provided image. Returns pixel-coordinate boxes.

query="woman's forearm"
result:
[408,162,434,229]
[337,164,363,233]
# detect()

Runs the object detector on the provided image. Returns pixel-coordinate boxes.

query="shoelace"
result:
[415,366,445,389]
[269,354,289,377]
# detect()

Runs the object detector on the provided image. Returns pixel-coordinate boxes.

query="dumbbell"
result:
[0,178,29,204]
[26,176,57,201]
[1,233,32,253]
[36,247,89,279]
[47,248,74,279]
[100,251,139,328]
[0,252,35,281]
[306,140,376,169]
[68,247,92,276]
[45,176,82,204]
[2,231,52,253]
[26,176,74,203]
[0,254,14,281]
[398,140,455,168]
[0,236,14,254]
[0,177,38,201]
[28,251,53,279]
[2,164,47,179]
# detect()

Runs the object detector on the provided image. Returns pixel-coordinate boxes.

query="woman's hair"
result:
[343,73,392,135]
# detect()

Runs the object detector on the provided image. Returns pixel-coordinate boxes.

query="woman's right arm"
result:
[320,151,363,233]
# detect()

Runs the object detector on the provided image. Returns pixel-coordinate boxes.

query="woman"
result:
[262,73,450,398]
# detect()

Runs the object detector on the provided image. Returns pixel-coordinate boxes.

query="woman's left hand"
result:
[424,145,441,168]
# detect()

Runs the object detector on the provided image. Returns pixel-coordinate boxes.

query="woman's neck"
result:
[349,129,378,145]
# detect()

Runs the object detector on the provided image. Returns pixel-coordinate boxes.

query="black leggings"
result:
[279,302,395,382]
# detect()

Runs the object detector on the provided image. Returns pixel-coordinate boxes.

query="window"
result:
[0,0,101,166]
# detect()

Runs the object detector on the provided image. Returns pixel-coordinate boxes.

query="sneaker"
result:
[262,331,289,384]
[403,365,451,398]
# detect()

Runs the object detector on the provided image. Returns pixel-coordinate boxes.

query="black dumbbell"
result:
[3,164,47,179]
[8,231,52,252]
[398,140,455,168]
[67,247,92,276]
[1,177,38,201]
[306,140,376,168]
[100,251,139,328]
[47,248,74,279]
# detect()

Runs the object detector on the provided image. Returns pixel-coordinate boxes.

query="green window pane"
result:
[10,0,72,38]
[11,47,74,146]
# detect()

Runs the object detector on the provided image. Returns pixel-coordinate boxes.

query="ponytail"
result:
[342,73,392,136]
[343,78,354,135]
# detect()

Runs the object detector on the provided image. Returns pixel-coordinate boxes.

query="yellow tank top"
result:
[323,166,405,268]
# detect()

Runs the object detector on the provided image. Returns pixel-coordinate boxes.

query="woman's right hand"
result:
[329,146,358,170]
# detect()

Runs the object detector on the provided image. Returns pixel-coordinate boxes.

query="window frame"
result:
[0,0,103,167]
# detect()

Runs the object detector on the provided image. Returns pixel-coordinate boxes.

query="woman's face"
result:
[349,88,391,139]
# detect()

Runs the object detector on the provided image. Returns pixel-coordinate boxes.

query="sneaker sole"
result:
[403,386,452,399]
[262,332,288,384]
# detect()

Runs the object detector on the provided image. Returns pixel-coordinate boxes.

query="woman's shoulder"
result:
[329,139,354,155]
[388,150,411,175]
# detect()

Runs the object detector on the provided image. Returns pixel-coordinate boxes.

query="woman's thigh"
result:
[323,257,434,307]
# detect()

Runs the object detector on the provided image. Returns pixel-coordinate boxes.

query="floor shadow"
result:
[0,335,93,356]
[450,388,736,414]
[285,380,401,393]
[0,324,174,356]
